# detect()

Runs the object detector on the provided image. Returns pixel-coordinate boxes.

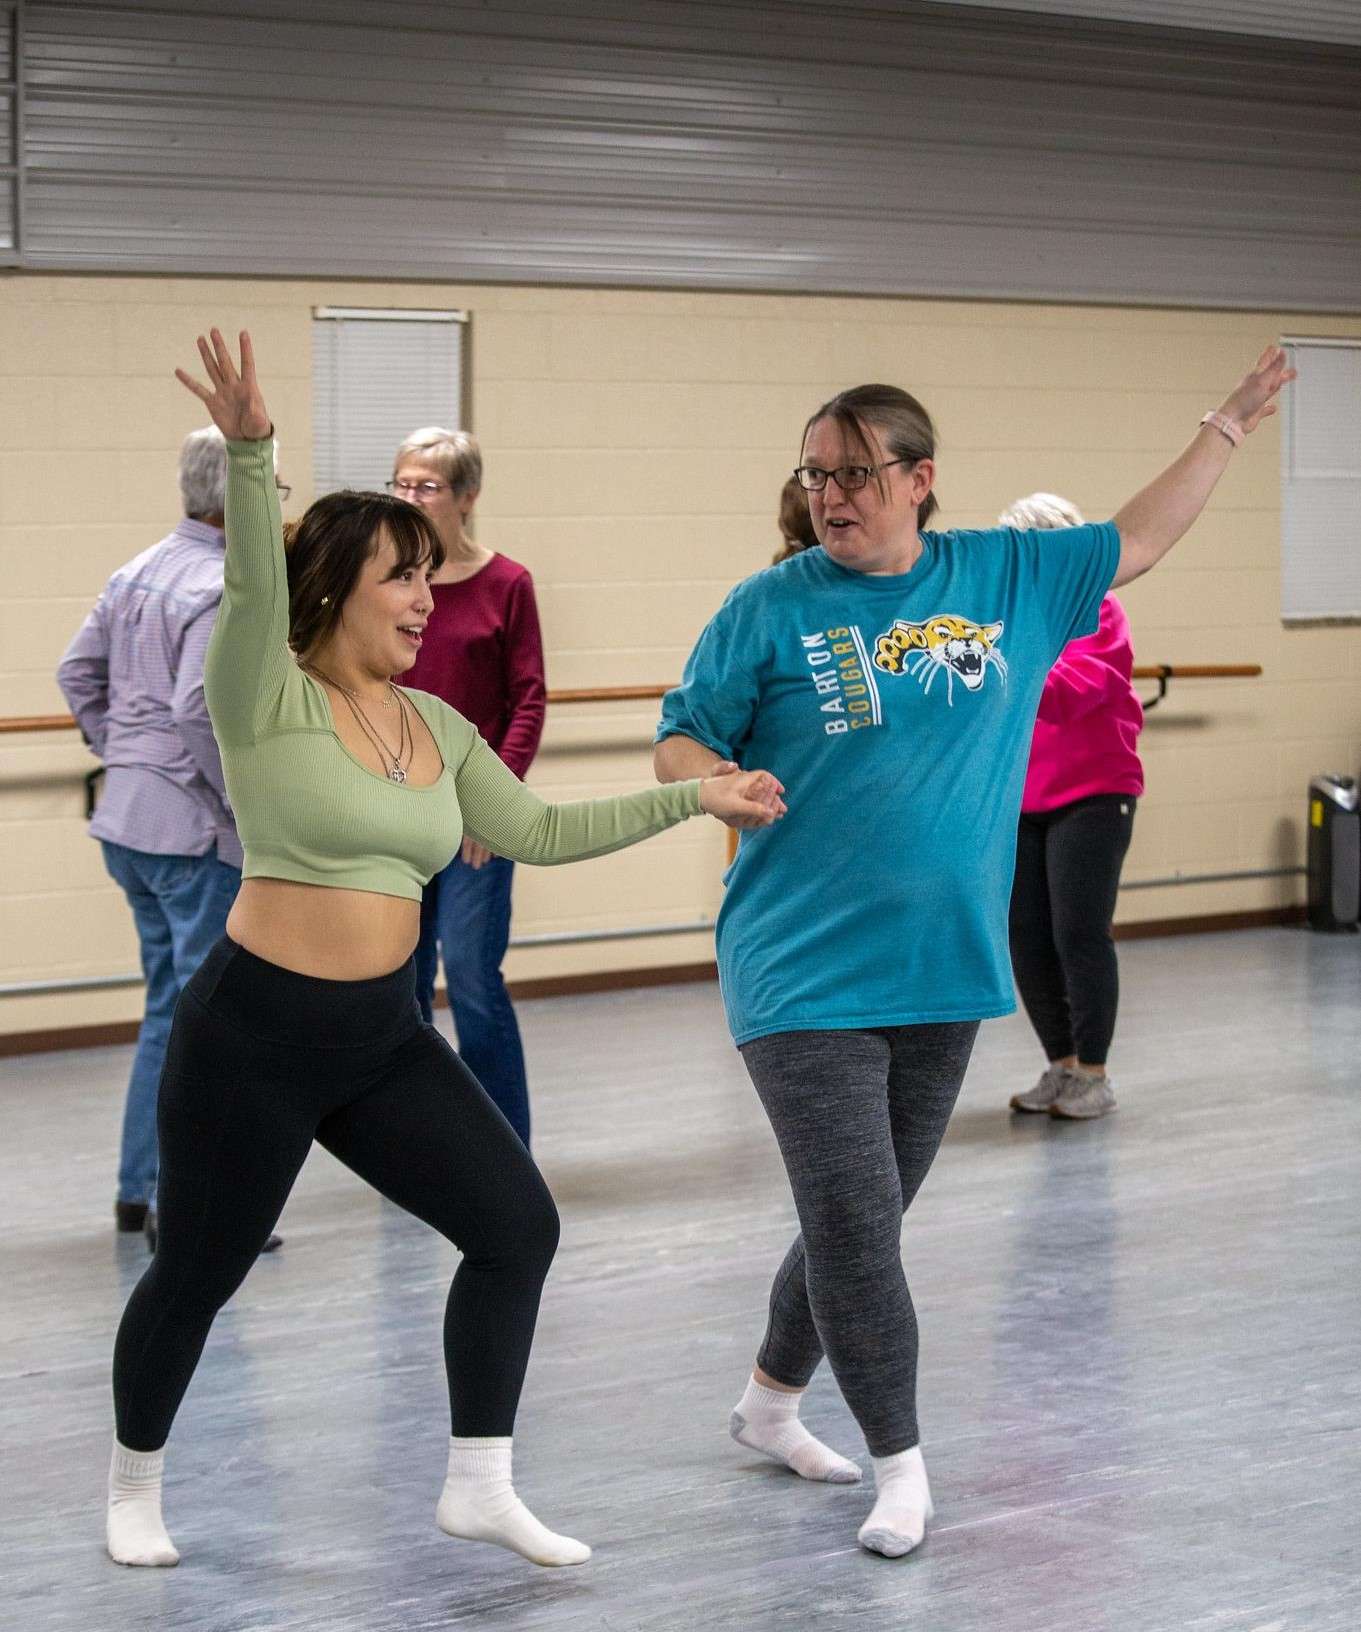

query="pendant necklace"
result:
[303,663,413,783]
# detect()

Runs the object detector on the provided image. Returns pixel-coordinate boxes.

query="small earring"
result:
[320,596,330,606]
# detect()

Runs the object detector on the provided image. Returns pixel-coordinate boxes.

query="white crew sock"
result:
[106,1441,179,1567]
[858,1444,933,1557]
[436,1437,590,1567]
[729,1377,862,1484]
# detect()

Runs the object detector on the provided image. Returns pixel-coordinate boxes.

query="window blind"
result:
[1281,338,1361,622]
[312,308,467,495]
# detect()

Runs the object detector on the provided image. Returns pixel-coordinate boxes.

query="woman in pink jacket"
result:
[1003,493,1144,1120]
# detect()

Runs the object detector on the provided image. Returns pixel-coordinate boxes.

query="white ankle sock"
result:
[729,1378,862,1484]
[436,1437,590,1567]
[106,1441,179,1567]
[858,1445,933,1557]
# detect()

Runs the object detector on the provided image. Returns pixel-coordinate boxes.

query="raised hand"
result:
[699,767,788,831]
[174,328,271,442]
[1219,345,1296,435]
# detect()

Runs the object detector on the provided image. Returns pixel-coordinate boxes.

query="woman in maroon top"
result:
[391,427,546,1146]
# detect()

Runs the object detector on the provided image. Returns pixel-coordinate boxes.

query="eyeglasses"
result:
[793,459,913,493]
[386,478,449,498]
[275,480,292,501]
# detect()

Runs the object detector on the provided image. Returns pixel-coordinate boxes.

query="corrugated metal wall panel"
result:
[13,0,1361,310]
[0,3,16,260]
[945,1,1361,49]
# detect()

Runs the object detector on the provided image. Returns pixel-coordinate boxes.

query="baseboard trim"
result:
[505,961,719,1001]
[0,961,722,1057]
[0,1020,145,1057]
[0,912,1307,1058]
[1113,905,1306,940]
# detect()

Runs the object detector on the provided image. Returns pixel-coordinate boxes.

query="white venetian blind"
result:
[1281,338,1361,621]
[312,308,467,494]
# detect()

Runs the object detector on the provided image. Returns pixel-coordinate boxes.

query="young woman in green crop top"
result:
[105,330,785,1573]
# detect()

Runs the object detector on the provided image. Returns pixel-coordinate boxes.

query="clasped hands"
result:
[699,761,787,831]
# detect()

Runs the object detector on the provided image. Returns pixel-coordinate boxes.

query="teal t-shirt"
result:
[658,525,1121,1044]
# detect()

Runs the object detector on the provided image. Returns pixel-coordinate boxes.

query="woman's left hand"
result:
[1217,345,1297,434]
[699,768,787,830]
[461,837,494,869]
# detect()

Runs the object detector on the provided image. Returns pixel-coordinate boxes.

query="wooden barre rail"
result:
[0,666,1266,736]
[1132,665,1261,681]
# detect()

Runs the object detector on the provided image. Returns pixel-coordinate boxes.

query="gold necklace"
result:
[303,663,413,783]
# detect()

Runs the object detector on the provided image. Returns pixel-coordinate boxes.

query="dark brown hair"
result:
[774,475,818,564]
[802,383,939,529]
[283,491,446,656]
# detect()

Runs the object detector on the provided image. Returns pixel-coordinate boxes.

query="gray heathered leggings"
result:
[740,1021,979,1457]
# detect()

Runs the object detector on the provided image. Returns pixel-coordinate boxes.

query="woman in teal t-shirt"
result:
[656,350,1293,1559]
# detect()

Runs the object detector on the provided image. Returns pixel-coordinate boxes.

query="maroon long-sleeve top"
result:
[404,554,547,779]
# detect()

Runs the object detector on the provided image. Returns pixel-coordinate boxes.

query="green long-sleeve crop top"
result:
[203,438,703,900]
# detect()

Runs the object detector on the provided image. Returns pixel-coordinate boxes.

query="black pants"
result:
[1008,795,1136,1066]
[112,936,559,1452]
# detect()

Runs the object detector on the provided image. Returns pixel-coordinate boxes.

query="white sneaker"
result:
[1009,1063,1074,1113]
[1050,1072,1117,1120]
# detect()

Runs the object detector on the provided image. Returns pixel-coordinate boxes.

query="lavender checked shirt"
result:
[57,518,243,868]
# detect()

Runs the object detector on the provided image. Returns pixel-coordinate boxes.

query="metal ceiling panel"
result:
[12,0,1361,310]
[941,0,1361,49]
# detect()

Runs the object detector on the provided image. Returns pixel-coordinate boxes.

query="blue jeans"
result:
[415,853,530,1147]
[101,842,241,1204]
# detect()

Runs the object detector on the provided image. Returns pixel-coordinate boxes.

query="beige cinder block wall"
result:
[3,273,1359,1041]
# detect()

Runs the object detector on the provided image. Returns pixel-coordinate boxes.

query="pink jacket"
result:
[1022,593,1144,813]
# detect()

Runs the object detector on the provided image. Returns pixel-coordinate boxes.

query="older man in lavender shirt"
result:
[58,427,282,1250]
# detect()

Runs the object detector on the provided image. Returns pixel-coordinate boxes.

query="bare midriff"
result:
[227,879,421,980]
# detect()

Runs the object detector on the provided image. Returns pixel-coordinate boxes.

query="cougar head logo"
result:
[873,615,1007,705]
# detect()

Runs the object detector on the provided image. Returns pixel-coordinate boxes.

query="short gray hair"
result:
[998,491,1085,531]
[179,426,228,517]
[394,426,482,496]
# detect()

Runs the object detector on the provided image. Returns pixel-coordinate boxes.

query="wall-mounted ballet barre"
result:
[0,663,1293,1006]
[1133,664,1261,710]
[0,665,1265,739]
[0,692,674,733]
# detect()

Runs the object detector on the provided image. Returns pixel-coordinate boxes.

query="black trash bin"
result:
[1307,775,1360,932]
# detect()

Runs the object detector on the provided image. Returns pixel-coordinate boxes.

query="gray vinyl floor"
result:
[2,927,1359,1632]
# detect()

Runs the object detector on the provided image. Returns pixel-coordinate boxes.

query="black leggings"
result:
[112,936,559,1452]
[1008,794,1136,1066]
